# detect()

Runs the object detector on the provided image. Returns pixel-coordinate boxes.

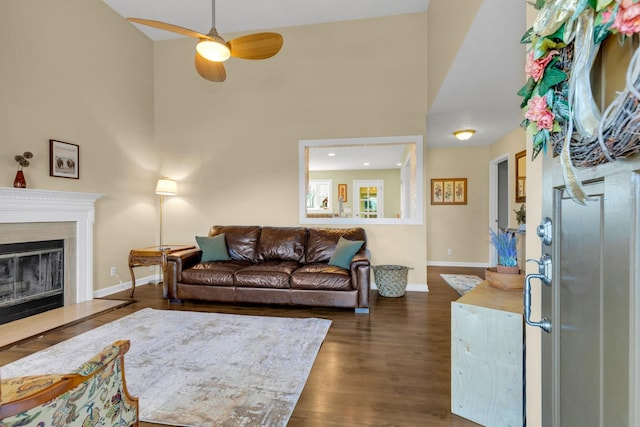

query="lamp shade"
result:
[155,178,178,196]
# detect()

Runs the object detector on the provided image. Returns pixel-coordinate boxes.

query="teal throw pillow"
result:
[328,236,364,269]
[196,234,230,262]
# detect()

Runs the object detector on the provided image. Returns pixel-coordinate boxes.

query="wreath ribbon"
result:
[561,9,603,205]
[533,0,580,39]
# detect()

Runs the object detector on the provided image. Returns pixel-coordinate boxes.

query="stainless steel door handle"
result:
[524,273,552,332]
[527,254,552,285]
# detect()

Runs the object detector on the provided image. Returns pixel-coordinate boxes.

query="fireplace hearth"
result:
[0,240,64,325]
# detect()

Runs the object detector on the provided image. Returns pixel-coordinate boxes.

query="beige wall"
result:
[0,5,428,289]
[426,145,490,264]
[0,0,156,291]
[0,1,525,290]
[153,13,429,286]
[426,128,526,266]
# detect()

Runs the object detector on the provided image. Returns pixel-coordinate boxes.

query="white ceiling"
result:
[427,0,526,148]
[309,145,409,171]
[101,0,525,150]
[102,0,429,40]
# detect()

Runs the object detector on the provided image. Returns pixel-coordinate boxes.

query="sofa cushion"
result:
[181,261,249,286]
[290,264,352,291]
[305,227,367,264]
[257,226,307,262]
[234,261,299,289]
[328,237,364,269]
[195,234,230,262]
[209,225,261,262]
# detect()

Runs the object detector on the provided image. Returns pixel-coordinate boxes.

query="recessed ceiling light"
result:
[453,129,476,141]
[328,153,335,157]
[363,162,370,166]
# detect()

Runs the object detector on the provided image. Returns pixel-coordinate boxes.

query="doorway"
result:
[489,154,510,266]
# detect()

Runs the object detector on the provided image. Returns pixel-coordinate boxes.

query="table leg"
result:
[160,252,167,285]
[128,253,136,297]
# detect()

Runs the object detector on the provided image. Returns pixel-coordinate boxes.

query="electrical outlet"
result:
[110,267,117,277]
[447,248,452,255]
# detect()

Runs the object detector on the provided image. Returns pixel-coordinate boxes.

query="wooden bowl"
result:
[485,267,524,290]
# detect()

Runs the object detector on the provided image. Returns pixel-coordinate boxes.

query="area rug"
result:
[441,274,483,296]
[0,308,332,427]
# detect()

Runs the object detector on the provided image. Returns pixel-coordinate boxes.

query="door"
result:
[532,154,640,426]
[489,154,510,266]
[353,180,383,219]
[497,159,509,230]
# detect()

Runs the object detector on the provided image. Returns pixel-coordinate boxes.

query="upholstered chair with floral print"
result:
[0,340,138,427]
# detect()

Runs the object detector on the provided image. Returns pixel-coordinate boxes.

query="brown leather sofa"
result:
[164,226,370,313]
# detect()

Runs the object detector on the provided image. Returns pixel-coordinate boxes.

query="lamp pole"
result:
[155,177,178,250]
[159,194,165,249]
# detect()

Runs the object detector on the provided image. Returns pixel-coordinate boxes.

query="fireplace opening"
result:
[0,239,64,325]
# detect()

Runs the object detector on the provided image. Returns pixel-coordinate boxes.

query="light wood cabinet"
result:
[451,282,524,426]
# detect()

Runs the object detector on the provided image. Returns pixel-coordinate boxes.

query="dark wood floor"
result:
[0,266,485,427]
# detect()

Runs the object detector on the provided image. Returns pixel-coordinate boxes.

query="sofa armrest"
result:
[350,249,370,309]
[165,248,202,299]
[351,248,371,265]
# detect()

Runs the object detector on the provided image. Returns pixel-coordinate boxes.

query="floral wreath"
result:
[519,0,640,203]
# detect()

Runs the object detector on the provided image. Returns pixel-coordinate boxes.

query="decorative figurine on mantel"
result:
[13,151,33,188]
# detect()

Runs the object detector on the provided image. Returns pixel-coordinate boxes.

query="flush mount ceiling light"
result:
[453,129,476,141]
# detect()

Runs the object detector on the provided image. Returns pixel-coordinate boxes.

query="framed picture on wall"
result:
[515,150,526,203]
[338,183,347,202]
[50,140,79,179]
[431,178,467,205]
[517,178,526,199]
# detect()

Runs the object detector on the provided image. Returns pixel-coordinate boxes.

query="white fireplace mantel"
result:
[0,187,104,303]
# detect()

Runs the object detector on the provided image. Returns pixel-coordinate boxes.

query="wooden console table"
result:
[128,245,195,297]
[451,281,524,426]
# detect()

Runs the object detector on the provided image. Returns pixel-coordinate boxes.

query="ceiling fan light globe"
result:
[197,39,230,62]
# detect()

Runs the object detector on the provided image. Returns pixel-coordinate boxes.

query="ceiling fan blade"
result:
[127,18,211,40]
[228,33,283,60]
[195,52,226,82]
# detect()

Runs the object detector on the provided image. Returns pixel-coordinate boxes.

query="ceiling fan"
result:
[127,0,283,82]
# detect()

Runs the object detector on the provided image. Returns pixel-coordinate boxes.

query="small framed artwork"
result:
[338,183,347,202]
[431,178,467,205]
[50,140,79,179]
[517,178,526,200]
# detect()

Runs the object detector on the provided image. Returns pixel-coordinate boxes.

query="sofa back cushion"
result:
[209,225,261,262]
[257,226,307,262]
[305,227,367,264]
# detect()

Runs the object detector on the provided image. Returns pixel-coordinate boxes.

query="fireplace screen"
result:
[0,240,64,324]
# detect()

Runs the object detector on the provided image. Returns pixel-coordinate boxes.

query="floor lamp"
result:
[155,177,178,249]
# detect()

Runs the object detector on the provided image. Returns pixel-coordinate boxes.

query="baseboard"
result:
[371,283,429,292]
[427,261,489,268]
[95,276,429,297]
[93,274,158,298]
